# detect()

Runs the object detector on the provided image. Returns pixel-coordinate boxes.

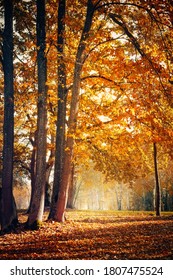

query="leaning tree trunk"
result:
[48,0,67,220]
[54,0,95,222]
[0,0,18,233]
[27,0,47,229]
[153,142,161,216]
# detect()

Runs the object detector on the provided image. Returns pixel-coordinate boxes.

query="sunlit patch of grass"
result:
[65,209,173,221]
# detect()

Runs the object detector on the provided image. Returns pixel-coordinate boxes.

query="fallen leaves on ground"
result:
[0,210,173,259]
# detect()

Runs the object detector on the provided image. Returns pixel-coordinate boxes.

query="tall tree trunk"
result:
[48,0,67,219]
[27,0,47,229]
[54,0,94,222]
[0,0,18,233]
[153,142,161,216]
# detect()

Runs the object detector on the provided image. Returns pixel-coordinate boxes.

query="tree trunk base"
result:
[0,218,18,235]
[25,220,42,231]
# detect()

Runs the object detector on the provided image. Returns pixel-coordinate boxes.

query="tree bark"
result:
[45,135,55,207]
[0,0,18,233]
[67,164,75,208]
[27,0,47,229]
[153,142,161,216]
[54,0,95,222]
[27,132,37,213]
[48,0,67,219]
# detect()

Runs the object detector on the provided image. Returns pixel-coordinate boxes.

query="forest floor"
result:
[0,210,173,260]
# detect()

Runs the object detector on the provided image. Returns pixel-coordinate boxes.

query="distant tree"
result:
[153,143,161,216]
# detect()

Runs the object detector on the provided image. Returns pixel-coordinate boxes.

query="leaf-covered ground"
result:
[0,210,173,259]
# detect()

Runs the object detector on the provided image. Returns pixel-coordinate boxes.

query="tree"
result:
[0,0,18,233]
[153,142,161,216]
[49,0,67,219]
[27,0,47,229]
[53,0,96,222]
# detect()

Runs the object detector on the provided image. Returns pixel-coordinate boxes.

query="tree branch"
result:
[13,159,31,174]
[81,74,125,91]
[109,13,167,93]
